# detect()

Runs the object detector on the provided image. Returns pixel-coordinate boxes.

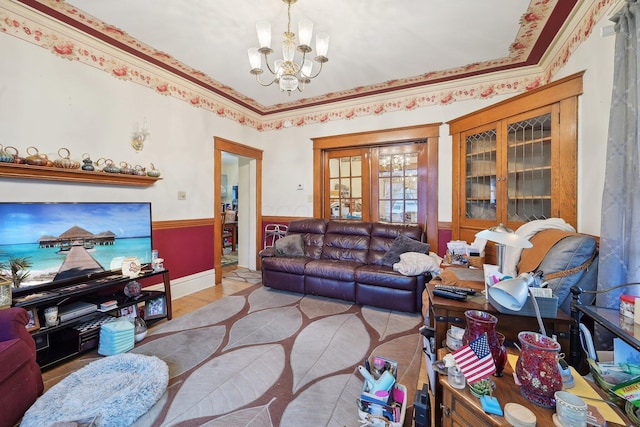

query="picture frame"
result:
[25,308,40,332]
[119,305,137,319]
[144,296,166,320]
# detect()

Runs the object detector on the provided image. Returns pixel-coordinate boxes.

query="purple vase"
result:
[462,310,507,376]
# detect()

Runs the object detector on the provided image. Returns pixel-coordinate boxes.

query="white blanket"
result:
[503,218,575,277]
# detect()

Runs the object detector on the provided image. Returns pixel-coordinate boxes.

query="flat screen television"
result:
[0,202,152,288]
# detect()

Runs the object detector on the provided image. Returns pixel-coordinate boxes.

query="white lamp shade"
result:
[256,22,271,49]
[298,19,313,46]
[247,48,261,70]
[315,32,330,57]
[301,59,313,77]
[488,277,529,311]
[475,224,532,248]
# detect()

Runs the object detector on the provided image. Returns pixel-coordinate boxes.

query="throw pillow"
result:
[393,252,441,276]
[274,234,305,257]
[381,235,430,266]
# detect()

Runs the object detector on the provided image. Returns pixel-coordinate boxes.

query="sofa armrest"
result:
[259,247,276,258]
[0,308,34,348]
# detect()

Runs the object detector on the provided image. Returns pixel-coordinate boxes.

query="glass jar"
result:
[515,331,563,407]
[463,310,507,376]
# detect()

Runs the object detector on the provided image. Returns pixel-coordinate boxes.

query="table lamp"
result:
[475,223,532,273]
[487,274,546,336]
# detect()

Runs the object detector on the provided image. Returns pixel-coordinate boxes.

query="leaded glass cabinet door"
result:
[505,107,554,223]
[462,125,498,222]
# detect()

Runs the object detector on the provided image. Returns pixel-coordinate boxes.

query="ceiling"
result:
[18,0,582,115]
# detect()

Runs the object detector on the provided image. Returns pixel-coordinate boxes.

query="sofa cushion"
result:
[355,264,418,291]
[304,259,363,281]
[380,235,430,266]
[367,222,423,265]
[393,252,440,276]
[0,339,31,384]
[287,218,328,259]
[261,256,311,275]
[321,221,372,263]
[274,234,305,257]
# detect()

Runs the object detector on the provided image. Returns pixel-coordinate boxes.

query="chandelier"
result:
[247,0,329,94]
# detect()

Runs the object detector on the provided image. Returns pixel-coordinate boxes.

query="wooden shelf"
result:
[0,162,161,187]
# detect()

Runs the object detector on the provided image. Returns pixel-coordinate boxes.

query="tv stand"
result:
[12,269,171,370]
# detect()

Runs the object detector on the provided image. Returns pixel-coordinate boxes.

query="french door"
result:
[322,144,428,224]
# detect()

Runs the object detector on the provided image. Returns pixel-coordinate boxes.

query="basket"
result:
[626,401,640,426]
[588,358,626,408]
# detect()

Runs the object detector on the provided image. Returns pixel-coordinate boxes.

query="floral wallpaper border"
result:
[0,0,614,132]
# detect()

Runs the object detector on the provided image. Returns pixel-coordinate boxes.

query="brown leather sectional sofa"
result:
[259,218,431,313]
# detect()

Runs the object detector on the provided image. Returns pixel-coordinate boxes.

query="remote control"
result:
[434,284,477,295]
[433,289,467,301]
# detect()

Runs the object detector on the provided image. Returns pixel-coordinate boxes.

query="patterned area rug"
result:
[42,286,423,427]
[222,267,262,284]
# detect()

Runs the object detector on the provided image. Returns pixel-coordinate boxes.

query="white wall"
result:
[0,8,615,236]
[0,34,261,221]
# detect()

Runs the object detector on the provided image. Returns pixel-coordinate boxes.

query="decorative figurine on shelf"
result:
[81,153,94,171]
[121,257,141,278]
[124,280,142,299]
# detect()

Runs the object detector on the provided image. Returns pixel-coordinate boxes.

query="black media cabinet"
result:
[12,269,171,370]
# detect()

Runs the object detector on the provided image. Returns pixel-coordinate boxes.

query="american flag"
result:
[451,333,496,384]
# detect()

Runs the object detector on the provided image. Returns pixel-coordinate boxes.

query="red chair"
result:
[0,307,44,427]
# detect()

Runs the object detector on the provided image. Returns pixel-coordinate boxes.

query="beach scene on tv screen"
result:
[0,203,152,287]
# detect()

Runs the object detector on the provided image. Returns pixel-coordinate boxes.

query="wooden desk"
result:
[425,272,574,425]
[438,348,629,427]
[425,281,574,356]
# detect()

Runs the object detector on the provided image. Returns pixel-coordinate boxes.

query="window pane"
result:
[340,157,351,176]
[329,158,339,178]
[379,200,391,222]
[352,177,362,198]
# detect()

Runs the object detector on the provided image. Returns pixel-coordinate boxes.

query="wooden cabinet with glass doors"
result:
[449,72,583,263]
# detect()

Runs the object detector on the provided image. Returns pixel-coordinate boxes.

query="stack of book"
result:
[98,300,118,312]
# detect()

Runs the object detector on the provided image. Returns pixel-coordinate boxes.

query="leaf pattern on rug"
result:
[290,314,369,393]
[299,295,352,319]
[361,306,422,340]
[132,326,226,378]
[280,374,361,427]
[160,344,285,426]
[149,295,246,336]
[199,401,275,427]
[247,286,302,313]
[223,306,302,352]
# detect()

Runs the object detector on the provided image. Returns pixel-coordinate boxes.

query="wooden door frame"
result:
[311,123,440,251]
[214,137,263,284]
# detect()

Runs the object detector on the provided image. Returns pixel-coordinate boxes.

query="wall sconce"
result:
[131,119,150,152]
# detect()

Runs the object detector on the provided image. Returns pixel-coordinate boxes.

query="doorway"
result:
[214,137,263,285]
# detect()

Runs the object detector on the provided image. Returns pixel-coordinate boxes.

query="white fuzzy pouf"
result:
[21,353,168,427]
